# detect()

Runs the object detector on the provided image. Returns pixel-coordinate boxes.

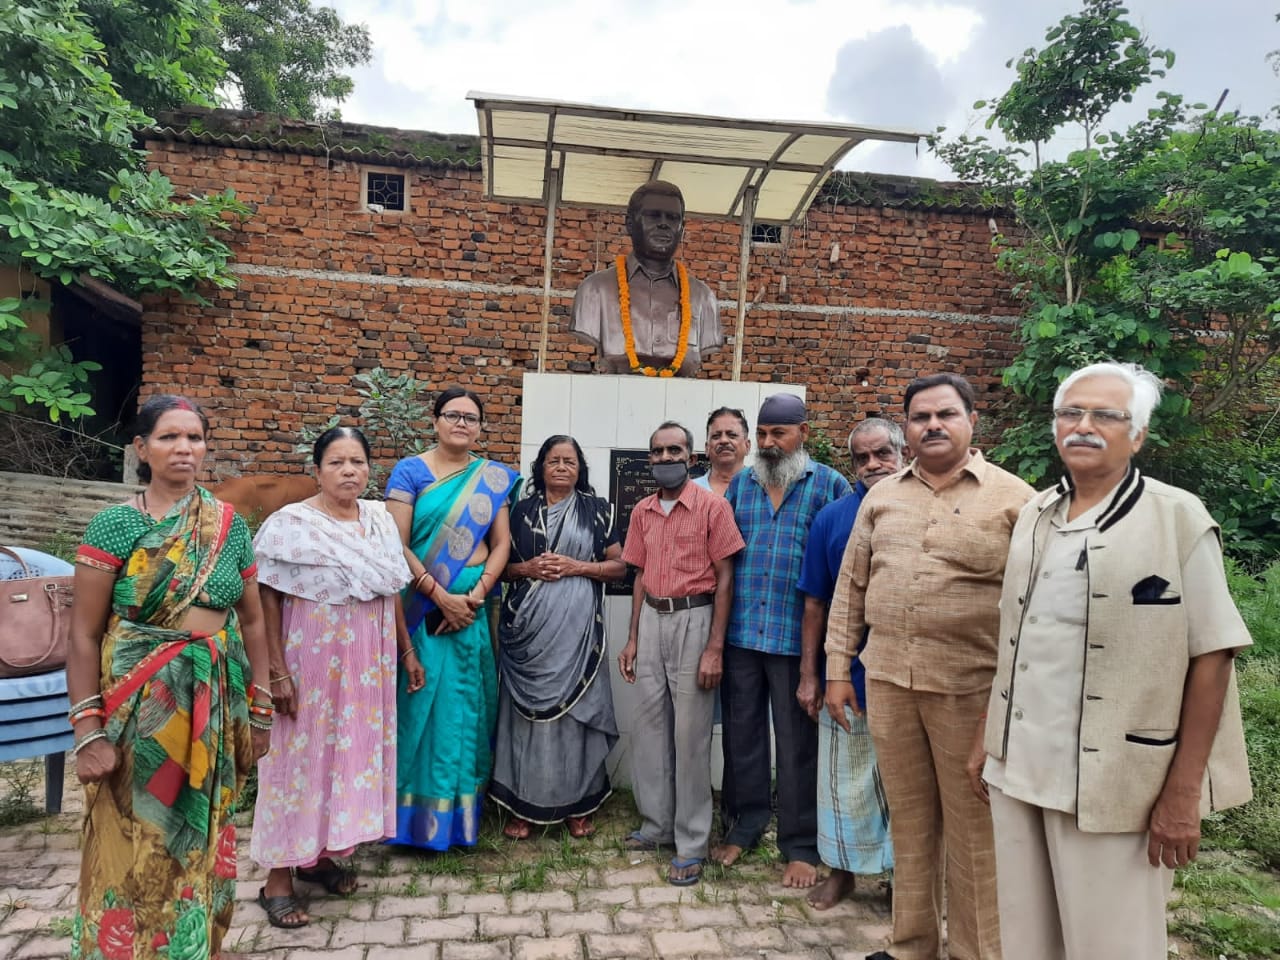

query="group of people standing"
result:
[63,361,1252,960]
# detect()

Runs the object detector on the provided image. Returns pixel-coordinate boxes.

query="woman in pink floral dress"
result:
[249,427,423,928]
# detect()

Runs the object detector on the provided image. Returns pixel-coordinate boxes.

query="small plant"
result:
[804,427,841,471]
[0,759,43,828]
[48,915,75,938]
[297,367,432,491]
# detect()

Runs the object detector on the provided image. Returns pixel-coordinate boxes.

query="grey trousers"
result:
[630,603,715,859]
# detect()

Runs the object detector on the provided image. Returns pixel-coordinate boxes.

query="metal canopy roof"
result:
[467,92,923,225]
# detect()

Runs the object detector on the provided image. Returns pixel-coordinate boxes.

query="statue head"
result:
[625,181,685,264]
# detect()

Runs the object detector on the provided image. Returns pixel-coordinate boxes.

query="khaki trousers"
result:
[866,679,1001,960]
[989,786,1173,960]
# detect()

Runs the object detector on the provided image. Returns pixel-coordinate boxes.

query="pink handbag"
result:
[0,546,74,678]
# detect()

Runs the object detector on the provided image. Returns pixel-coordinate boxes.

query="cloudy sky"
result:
[326,0,1278,179]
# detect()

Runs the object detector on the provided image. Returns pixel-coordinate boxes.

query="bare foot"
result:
[807,869,855,909]
[782,860,819,888]
[710,843,743,866]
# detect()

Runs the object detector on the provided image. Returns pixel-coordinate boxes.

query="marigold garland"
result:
[616,255,692,378]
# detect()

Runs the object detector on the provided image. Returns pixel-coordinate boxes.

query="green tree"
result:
[931,0,1280,503]
[219,0,372,120]
[0,0,247,420]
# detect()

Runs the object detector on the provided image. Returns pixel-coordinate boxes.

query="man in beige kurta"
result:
[826,373,1033,960]
[976,362,1252,960]
[571,181,721,376]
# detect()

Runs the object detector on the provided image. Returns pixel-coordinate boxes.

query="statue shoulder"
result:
[577,262,620,293]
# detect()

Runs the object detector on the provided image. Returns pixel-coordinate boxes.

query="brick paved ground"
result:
[0,760,1210,959]
[0,761,896,959]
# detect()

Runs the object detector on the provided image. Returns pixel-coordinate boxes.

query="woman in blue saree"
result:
[385,386,516,850]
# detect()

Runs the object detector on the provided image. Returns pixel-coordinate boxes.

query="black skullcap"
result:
[758,393,806,425]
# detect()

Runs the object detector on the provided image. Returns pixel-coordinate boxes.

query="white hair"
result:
[847,417,905,458]
[1053,361,1164,438]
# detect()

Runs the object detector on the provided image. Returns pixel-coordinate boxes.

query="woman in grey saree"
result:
[492,436,626,839]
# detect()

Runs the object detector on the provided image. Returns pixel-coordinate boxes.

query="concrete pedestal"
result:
[518,373,805,787]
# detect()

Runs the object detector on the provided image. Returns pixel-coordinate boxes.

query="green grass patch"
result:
[1181,559,1280,957]
[1171,852,1280,959]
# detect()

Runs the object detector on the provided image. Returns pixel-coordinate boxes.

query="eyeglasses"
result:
[1053,407,1132,426]
[438,411,481,426]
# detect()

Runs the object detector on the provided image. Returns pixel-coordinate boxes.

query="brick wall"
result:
[144,141,1021,475]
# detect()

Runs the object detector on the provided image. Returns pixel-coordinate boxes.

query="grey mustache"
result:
[1064,435,1106,449]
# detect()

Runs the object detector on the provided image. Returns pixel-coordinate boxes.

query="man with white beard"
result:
[713,393,851,888]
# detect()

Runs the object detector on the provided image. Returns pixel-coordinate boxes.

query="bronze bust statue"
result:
[570,181,722,377]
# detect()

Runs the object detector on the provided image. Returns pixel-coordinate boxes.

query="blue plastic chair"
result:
[0,547,76,813]
[0,670,73,812]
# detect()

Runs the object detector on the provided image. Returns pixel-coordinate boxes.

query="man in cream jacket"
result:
[970,361,1252,960]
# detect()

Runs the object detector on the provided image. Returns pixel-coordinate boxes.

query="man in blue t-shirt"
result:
[797,417,905,910]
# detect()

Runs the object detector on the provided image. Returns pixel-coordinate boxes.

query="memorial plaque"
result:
[607,448,706,596]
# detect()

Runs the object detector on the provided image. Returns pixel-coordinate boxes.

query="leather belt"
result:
[644,593,714,614]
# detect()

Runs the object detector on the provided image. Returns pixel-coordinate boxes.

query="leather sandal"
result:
[258,888,309,928]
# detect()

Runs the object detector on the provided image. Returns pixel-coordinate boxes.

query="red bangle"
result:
[69,707,106,726]
[248,704,274,717]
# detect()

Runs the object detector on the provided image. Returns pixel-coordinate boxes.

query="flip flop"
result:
[668,856,703,886]
[622,830,660,851]
[295,860,358,896]
[566,816,595,839]
[257,888,309,928]
[504,817,533,840]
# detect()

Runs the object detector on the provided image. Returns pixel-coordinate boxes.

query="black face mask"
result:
[650,461,689,489]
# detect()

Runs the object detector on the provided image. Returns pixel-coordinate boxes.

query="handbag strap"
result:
[0,545,32,577]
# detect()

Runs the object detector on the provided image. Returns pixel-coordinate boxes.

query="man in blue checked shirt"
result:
[712,393,851,888]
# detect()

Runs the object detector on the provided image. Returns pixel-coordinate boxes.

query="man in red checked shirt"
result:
[618,420,744,887]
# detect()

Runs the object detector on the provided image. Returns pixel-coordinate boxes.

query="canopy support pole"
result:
[537,167,560,374]
[731,186,757,382]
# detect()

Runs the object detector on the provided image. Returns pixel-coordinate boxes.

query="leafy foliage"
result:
[931,0,1280,503]
[219,0,372,120]
[1156,436,1280,566]
[0,0,248,420]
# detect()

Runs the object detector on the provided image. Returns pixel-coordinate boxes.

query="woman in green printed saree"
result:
[385,387,516,850]
[67,396,273,960]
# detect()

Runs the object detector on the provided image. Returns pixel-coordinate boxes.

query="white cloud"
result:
[326,0,1279,178]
